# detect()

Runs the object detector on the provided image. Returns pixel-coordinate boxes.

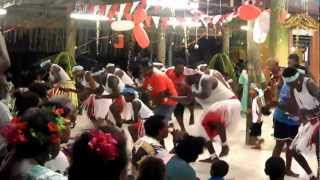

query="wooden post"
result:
[157,27,166,64]
[223,26,230,54]
[246,21,262,145]
[269,0,289,66]
[66,19,77,59]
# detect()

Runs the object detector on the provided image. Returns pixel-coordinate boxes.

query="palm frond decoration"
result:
[208,53,237,82]
[53,52,76,77]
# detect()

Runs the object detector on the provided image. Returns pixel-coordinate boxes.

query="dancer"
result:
[271,81,300,177]
[175,71,241,161]
[42,61,78,109]
[197,64,231,89]
[166,58,194,131]
[283,67,320,180]
[122,86,154,142]
[105,63,135,86]
[96,69,126,128]
[139,58,177,120]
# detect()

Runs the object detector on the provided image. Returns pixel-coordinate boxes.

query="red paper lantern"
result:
[114,34,125,49]
[133,25,150,48]
[237,4,261,21]
[133,8,147,24]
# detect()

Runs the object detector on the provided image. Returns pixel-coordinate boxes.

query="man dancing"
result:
[174,70,241,162]
[283,67,320,180]
[166,58,194,131]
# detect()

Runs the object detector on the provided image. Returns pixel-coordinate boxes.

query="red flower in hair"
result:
[1,117,28,145]
[88,130,118,160]
[48,122,59,133]
[53,108,64,116]
[49,134,61,144]
[11,117,27,131]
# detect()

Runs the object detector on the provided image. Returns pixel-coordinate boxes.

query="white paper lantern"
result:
[253,11,270,43]
[111,20,135,31]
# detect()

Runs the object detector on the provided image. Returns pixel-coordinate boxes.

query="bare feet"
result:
[219,145,230,157]
[285,169,299,177]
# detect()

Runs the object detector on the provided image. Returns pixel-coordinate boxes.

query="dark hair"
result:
[28,82,48,99]
[68,126,128,180]
[175,135,205,163]
[282,67,298,78]
[140,57,153,69]
[210,160,229,178]
[265,157,285,179]
[14,91,40,116]
[137,156,166,180]
[0,108,59,179]
[288,54,299,63]
[144,115,166,138]
[15,108,57,159]
[174,57,185,66]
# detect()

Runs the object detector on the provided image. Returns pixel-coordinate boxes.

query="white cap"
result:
[72,65,84,72]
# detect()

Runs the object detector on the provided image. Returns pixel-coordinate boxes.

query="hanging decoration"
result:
[237,1,261,21]
[133,8,148,24]
[113,34,125,49]
[253,10,271,43]
[152,16,160,29]
[130,1,140,14]
[133,24,150,49]
[111,20,135,31]
[96,20,100,56]
[111,3,134,31]
[282,13,319,31]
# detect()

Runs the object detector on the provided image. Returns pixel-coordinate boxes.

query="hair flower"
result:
[53,108,64,116]
[48,122,59,133]
[88,130,119,160]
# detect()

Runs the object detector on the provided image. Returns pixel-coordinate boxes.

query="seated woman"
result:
[68,126,128,180]
[0,107,67,180]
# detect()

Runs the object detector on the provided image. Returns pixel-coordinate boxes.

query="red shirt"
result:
[165,67,187,96]
[142,69,177,106]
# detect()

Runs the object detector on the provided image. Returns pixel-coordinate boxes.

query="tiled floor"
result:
[71,109,318,180]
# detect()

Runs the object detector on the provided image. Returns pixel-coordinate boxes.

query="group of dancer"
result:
[0,31,319,179]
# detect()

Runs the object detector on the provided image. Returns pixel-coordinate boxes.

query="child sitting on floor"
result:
[209,160,229,180]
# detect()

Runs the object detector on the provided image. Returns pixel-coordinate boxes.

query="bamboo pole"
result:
[157,27,166,64]
[269,0,289,66]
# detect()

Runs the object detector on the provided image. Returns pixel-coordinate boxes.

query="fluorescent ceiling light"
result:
[0,8,7,15]
[168,18,201,27]
[147,0,198,10]
[70,13,108,21]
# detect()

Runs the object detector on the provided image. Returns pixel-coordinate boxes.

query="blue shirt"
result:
[273,84,299,126]
[166,155,197,180]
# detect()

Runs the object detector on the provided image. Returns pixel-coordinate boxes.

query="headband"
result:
[72,65,84,72]
[283,72,300,83]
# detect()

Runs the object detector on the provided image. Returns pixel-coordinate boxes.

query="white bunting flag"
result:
[118,3,127,19]
[93,5,100,15]
[130,1,140,14]
[152,16,160,29]
[105,4,112,16]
